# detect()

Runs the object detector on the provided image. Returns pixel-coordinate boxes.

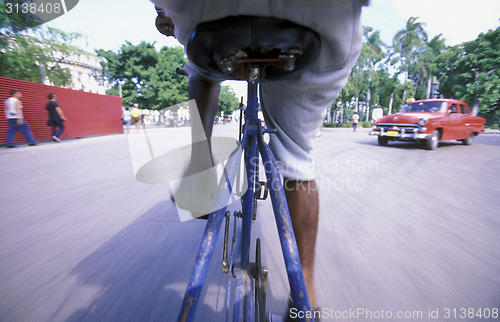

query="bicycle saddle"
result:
[186,16,321,81]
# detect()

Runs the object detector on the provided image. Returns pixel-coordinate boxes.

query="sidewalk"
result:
[320,126,371,132]
[483,128,500,134]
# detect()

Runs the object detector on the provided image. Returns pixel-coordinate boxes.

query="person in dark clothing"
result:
[46,93,67,142]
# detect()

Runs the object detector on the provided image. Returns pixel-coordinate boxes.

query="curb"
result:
[482,130,500,135]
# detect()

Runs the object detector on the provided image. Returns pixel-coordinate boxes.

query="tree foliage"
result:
[5,5,496,123]
[391,17,428,100]
[97,42,190,109]
[0,5,82,85]
[218,85,239,115]
[98,42,240,115]
[435,27,500,120]
[336,18,500,123]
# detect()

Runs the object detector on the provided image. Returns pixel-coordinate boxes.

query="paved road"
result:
[1,125,499,321]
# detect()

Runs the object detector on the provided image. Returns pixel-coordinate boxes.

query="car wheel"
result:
[462,134,474,145]
[426,130,440,150]
[378,136,389,146]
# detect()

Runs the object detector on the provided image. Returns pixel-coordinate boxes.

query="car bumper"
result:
[369,128,432,140]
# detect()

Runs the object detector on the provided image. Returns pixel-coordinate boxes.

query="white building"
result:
[43,50,108,94]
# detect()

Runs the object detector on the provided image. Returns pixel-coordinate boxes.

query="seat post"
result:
[245,67,260,121]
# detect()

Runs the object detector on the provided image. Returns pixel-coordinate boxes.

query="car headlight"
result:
[417,118,427,126]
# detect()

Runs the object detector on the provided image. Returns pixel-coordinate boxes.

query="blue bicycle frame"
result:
[177,69,313,322]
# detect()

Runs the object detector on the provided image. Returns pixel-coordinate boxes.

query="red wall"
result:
[0,77,123,145]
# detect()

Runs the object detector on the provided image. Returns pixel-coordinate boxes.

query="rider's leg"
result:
[188,71,219,146]
[284,178,319,308]
[187,70,219,174]
[171,70,219,217]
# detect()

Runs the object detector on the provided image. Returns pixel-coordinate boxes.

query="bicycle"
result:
[176,16,321,322]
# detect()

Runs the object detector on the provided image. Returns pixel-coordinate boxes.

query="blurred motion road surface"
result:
[1,124,499,321]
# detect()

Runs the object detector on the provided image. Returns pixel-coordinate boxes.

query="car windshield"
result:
[399,102,447,113]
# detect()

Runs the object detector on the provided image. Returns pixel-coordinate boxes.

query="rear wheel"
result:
[378,136,389,146]
[462,134,475,145]
[426,130,440,150]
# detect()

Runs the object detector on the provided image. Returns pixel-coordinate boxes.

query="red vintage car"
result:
[369,99,486,150]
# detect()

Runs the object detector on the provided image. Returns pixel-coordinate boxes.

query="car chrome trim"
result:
[378,123,419,128]
[369,130,432,140]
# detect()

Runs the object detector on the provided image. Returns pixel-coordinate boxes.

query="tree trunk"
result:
[413,70,420,98]
[388,92,394,115]
[366,75,372,122]
[402,70,408,103]
[426,74,432,99]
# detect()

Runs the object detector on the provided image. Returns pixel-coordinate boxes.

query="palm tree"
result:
[422,34,446,98]
[392,17,428,101]
[364,27,385,62]
[360,27,385,121]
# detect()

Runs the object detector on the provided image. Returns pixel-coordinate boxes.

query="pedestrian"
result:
[122,107,133,134]
[4,89,37,147]
[144,114,151,128]
[336,115,342,127]
[352,112,360,132]
[130,103,141,133]
[46,93,67,142]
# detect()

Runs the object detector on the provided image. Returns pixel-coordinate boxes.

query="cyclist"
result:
[153,0,368,317]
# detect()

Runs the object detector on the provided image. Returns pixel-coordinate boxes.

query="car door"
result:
[457,104,471,139]
[441,103,461,140]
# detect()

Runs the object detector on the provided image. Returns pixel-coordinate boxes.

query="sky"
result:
[363,0,500,46]
[42,0,500,100]
[43,0,500,51]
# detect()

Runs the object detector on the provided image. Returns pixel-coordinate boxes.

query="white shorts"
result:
[153,0,366,180]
